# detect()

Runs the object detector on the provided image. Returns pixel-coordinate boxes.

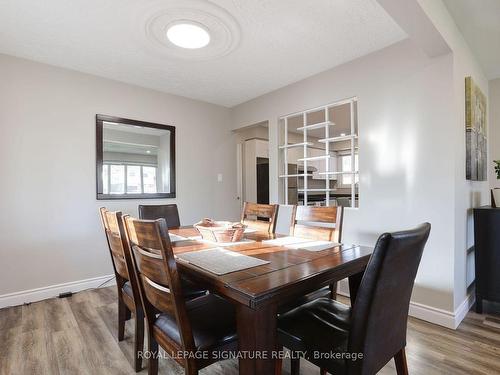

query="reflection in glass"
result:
[143,167,157,193]
[110,165,125,194]
[101,121,172,195]
[126,166,141,194]
[102,165,109,194]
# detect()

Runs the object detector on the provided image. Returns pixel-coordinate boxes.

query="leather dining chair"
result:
[138,204,181,228]
[123,216,238,375]
[241,202,279,233]
[276,223,431,375]
[99,208,144,372]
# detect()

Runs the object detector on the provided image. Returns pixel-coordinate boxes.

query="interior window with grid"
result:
[279,98,359,208]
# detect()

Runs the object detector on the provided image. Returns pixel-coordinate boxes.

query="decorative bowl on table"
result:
[194,218,247,243]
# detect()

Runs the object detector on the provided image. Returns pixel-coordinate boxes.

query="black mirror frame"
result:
[96,114,176,200]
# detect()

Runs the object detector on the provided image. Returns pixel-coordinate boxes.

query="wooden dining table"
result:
[169,226,373,375]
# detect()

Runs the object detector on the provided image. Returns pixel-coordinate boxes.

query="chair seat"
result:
[277,286,332,315]
[122,278,206,301]
[154,294,237,352]
[278,298,351,374]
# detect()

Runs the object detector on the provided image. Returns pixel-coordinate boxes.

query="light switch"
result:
[217,173,223,182]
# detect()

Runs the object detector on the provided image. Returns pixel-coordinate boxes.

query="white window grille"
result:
[279,98,358,208]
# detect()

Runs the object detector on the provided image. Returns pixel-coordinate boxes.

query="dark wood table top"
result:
[170,227,373,309]
[169,226,373,374]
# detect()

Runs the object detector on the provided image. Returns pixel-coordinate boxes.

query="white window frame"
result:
[338,152,359,188]
[279,97,358,208]
[103,162,157,195]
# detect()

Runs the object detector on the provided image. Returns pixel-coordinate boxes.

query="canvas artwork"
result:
[465,76,487,181]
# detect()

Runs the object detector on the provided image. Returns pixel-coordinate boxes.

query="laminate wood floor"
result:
[1,286,499,375]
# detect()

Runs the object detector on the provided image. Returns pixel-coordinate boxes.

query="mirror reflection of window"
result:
[143,167,157,193]
[101,122,171,195]
[102,165,109,194]
[110,165,124,194]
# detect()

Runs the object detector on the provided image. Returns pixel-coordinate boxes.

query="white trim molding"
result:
[409,293,475,329]
[453,293,476,328]
[338,286,475,330]
[0,274,116,309]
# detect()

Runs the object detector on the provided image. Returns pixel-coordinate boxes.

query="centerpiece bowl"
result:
[194,218,247,243]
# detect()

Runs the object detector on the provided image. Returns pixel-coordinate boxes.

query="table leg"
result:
[236,304,278,375]
[348,270,364,307]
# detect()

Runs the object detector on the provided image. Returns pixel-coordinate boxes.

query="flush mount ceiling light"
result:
[166,22,210,49]
[141,0,241,61]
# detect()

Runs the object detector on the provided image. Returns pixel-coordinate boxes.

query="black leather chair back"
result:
[138,204,181,228]
[348,223,431,374]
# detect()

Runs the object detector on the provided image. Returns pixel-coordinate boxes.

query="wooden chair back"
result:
[138,204,181,228]
[348,223,431,374]
[123,216,196,351]
[291,205,344,242]
[99,208,131,282]
[240,202,278,233]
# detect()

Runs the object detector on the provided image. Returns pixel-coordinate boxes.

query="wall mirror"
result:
[96,115,175,199]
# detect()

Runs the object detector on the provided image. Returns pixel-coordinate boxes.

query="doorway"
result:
[233,121,270,207]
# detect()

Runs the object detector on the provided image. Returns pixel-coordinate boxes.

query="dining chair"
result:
[276,223,431,375]
[123,216,238,375]
[138,203,208,299]
[99,208,144,372]
[240,202,279,233]
[284,205,344,306]
[138,204,181,228]
[290,205,343,243]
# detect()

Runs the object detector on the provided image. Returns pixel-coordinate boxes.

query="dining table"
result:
[169,226,373,375]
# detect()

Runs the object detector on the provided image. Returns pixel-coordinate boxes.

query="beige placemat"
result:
[169,233,188,242]
[187,236,256,247]
[288,240,342,252]
[262,236,313,246]
[176,247,270,275]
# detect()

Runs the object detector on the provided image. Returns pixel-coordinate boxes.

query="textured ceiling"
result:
[444,0,500,80]
[0,0,406,107]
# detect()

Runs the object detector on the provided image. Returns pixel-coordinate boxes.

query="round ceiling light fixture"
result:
[166,21,210,49]
[141,0,241,61]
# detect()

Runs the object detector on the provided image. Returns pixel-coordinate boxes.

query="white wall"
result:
[231,39,457,314]
[0,54,239,298]
[417,0,490,311]
[490,78,500,189]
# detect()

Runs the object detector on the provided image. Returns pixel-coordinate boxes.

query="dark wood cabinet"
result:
[474,206,500,313]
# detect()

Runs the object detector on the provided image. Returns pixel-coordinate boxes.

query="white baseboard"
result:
[337,289,475,330]
[0,274,116,309]
[408,300,456,329]
[453,293,476,328]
